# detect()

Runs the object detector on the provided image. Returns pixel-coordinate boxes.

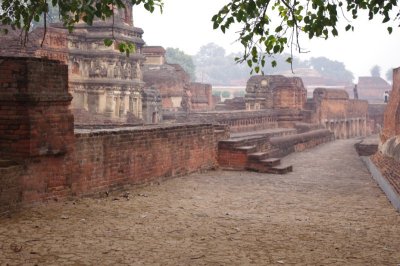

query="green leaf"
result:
[104,39,113,47]
[387,26,393,34]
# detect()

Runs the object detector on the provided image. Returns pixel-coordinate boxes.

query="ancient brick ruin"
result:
[305,88,368,139]
[0,57,226,214]
[357,76,391,103]
[142,46,214,113]
[245,75,307,110]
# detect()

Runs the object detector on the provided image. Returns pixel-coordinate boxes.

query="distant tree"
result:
[386,68,394,82]
[194,43,250,85]
[233,90,245,97]
[165,48,196,81]
[194,43,354,85]
[309,57,354,84]
[221,91,231,98]
[195,43,226,65]
[370,65,381,77]
[212,90,222,96]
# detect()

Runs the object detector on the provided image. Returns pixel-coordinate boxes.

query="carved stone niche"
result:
[72,61,80,76]
[123,63,132,79]
[114,62,122,78]
[89,60,108,78]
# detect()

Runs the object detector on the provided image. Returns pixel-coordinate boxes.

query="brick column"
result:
[0,57,74,159]
[382,67,400,142]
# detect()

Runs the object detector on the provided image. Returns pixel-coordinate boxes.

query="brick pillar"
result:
[382,67,400,142]
[0,57,74,160]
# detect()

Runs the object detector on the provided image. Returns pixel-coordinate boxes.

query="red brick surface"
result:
[371,152,400,196]
[0,57,74,159]
[382,68,400,142]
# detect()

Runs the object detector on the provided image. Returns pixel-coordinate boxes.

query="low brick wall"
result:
[1,124,226,210]
[69,124,221,196]
[270,129,334,156]
[168,109,304,133]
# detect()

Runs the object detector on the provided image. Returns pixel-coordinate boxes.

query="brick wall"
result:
[0,57,227,212]
[0,57,74,159]
[316,99,368,121]
[368,104,386,134]
[15,123,222,204]
[190,82,213,111]
[382,67,400,142]
[69,124,220,196]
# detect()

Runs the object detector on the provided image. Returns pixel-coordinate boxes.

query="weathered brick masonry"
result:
[367,67,400,210]
[70,124,221,196]
[0,57,74,159]
[0,57,226,214]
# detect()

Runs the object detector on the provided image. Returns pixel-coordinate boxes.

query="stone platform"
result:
[218,126,333,174]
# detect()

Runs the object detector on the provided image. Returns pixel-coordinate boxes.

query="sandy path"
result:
[0,139,399,265]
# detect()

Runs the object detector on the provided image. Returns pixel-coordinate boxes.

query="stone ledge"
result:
[361,156,400,212]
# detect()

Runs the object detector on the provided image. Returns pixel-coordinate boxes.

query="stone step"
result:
[235,145,257,153]
[247,151,270,161]
[260,158,281,167]
[268,165,293,174]
[247,148,280,161]
[218,137,268,150]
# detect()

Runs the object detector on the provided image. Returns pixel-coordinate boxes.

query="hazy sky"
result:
[133,0,400,81]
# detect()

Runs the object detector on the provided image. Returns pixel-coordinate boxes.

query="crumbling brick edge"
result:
[361,156,400,212]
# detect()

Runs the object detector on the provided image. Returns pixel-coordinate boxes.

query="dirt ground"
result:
[1,139,399,265]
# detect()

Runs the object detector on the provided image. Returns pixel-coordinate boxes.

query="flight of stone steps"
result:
[218,128,295,174]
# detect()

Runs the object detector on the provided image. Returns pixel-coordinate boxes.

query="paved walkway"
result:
[1,139,399,265]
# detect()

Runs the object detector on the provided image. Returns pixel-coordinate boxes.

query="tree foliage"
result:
[194,43,250,85]
[165,47,196,81]
[194,42,354,85]
[309,57,354,83]
[370,65,381,77]
[212,0,399,73]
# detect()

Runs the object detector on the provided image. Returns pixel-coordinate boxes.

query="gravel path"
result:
[1,139,399,265]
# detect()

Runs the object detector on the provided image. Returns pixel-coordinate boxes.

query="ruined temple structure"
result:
[304,88,369,139]
[357,76,391,103]
[0,2,153,124]
[142,46,214,112]
[142,47,190,112]
[245,75,307,110]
